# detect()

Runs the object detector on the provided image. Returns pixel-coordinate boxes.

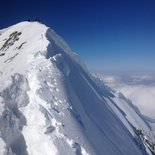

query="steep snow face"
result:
[0,22,155,155]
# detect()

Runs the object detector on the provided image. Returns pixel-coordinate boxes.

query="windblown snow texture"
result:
[0,22,155,155]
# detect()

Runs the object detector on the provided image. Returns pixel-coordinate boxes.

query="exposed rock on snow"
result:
[0,21,155,155]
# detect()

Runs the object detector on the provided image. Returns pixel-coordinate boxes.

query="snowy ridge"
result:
[0,21,155,155]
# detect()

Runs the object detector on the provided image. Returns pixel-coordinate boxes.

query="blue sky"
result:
[0,0,155,72]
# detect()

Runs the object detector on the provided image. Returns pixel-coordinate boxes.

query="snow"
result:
[0,21,155,155]
[0,137,7,155]
[0,97,5,117]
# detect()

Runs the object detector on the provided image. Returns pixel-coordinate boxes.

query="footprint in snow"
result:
[52,107,59,113]
[73,142,82,155]
[44,126,55,134]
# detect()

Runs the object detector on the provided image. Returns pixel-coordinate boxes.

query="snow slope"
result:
[0,21,155,155]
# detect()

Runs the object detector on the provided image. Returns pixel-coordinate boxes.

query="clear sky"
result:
[0,0,155,72]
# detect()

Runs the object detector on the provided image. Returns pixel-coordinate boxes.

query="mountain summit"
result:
[0,22,155,155]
